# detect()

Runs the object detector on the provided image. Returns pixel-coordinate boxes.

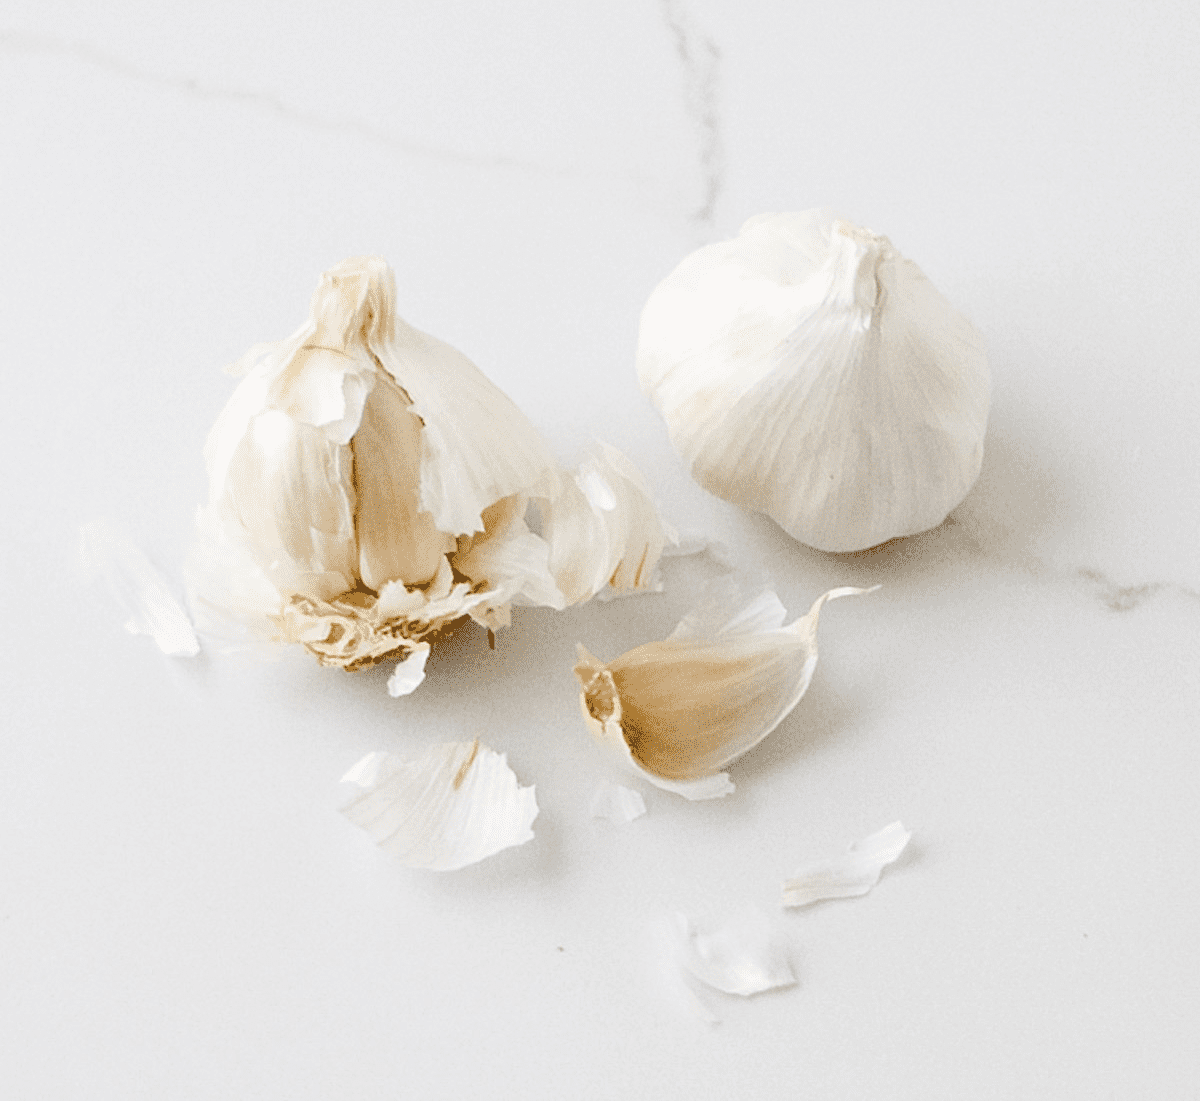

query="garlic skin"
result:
[80,519,200,656]
[573,580,877,800]
[340,740,537,870]
[188,257,674,676]
[781,821,911,908]
[637,210,990,552]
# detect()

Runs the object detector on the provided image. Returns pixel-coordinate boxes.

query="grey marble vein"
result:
[1,29,571,178]
[659,1,725,229]
[1075,568,1200,613]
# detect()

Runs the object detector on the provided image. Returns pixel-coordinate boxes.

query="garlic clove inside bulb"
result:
[351,368,454,591]
[573,579,877,799]
[637,209,990,553]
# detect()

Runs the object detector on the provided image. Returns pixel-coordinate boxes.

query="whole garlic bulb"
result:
[636,210,990,553]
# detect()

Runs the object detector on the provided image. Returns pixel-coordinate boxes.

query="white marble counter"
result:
[3,3,1198,1098]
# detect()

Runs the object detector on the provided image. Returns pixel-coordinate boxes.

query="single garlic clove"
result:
[352,368,455,591]
[573,578,877,799]
[637,209,990,553]
[538,442,678,606]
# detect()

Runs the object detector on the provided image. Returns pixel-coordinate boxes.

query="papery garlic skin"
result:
[637,210,990,552]
[80,520,200,656]
[340,740,537,870]
[781,820,911,908]
[574,580,876,799]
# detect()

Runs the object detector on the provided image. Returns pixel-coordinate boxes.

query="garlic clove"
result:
[451,493,565,617]
[377,317,561,539]
[352,368,455,591]
[539,442,677,606]
[574,580,877,799]
[340,740,538,870]
[781,821,911,907]
[637,209,990,553]
[217,409,359,603]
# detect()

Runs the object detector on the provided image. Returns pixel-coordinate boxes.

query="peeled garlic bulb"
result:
[637,210,990,552]
[187,256,674,682]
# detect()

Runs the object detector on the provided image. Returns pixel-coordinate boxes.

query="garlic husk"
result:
[637,209,990,553]
[590,782,647,824]
[187,257,673,677]
[80,519,200,656]
[673,908,796,997]
[573,579,877,799]
[340,740,537,870]
[781,821,911,907]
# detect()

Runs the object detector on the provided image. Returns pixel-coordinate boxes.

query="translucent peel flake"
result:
[340,740,537,871]
[673,908,796,997]
[781,821,911,907]
[590,782,647,824]
[80,520,199,656]
[574,580,878,799]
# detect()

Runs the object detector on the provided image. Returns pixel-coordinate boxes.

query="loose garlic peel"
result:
[188,256,674,680]
[574,582,877,799]
[781,821,911,908]
[637,209,990,553]
[340,740,537,870]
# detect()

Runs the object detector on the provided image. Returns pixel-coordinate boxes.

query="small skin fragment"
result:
[386,642,430,697]
[673,907,796,997]
[79,520,200,656]
[590,782,647,824]
[340,740,537,871]
[781,821,911,908]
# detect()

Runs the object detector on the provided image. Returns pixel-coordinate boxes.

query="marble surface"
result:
[3,3,1198,1098]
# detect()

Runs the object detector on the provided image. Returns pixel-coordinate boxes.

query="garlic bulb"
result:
[637,210,990,552]
[573,579,876,799]
[188,256,673,678]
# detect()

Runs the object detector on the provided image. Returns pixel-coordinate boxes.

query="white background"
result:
[2,3,1198,1097]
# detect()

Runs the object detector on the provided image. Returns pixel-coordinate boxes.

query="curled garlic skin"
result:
[188,257,673,675]
[637,209,991,553]
[574,580,877,799]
